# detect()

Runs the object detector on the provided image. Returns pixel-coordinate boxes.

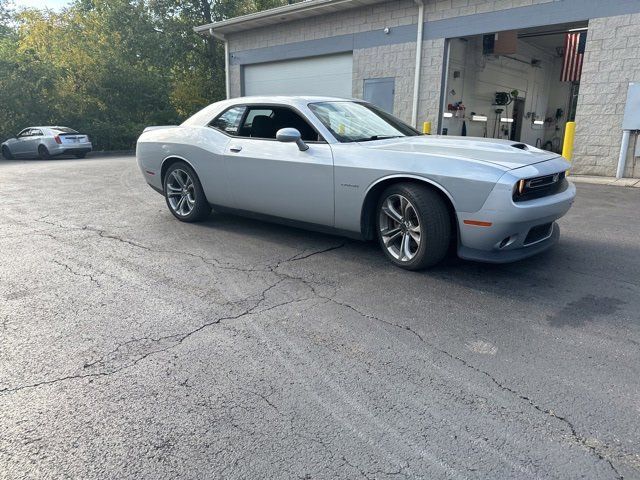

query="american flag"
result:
[561,31,587,82]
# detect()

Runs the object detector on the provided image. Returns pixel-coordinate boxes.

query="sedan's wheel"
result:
[164,162,211,222]
[376,183,451,270]
[38,145,50,160]
[1,146,13,160]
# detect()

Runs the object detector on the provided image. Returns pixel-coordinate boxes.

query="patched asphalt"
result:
[1,155,638,479]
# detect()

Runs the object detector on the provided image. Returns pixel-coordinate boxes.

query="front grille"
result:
[524,223,553,245]
[513,171,567,202]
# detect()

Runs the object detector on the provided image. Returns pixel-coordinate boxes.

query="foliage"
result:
[0,0,297,150]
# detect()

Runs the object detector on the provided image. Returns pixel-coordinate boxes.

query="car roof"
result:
[24,126,74,130]
[223,95,360,107]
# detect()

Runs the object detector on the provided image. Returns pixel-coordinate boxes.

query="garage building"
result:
[195,0,640,178]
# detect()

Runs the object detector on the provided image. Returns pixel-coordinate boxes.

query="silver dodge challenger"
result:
[136,96,575,270]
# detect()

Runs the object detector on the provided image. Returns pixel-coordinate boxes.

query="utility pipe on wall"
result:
[616,130,631,179]
[411,0,425,127]
[210,28,230,99]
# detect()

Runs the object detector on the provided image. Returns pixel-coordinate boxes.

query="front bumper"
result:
[456,157,575,263]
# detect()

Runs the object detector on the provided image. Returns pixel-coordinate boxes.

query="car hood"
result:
[359,135,560,170]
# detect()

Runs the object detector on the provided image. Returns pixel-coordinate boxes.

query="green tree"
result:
[0,0,301,151]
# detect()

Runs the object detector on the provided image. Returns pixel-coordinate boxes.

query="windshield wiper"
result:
[353,135,402,142]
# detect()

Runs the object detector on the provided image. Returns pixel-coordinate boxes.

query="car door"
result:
[28,128,44,156]
[11,129,32,156]
[220,105,335,227]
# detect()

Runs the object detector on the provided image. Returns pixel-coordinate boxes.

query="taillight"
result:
[54,135,62,144]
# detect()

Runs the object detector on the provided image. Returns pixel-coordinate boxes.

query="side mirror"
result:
[276,128,309,151]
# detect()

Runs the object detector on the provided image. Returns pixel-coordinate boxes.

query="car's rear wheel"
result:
[38,145,51,160]
[376,183,451,270]
[1,146,13,160]
[164,162,211,222]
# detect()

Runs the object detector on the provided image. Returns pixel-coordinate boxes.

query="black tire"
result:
[75,152,87,159]
[376,182,451,270]
[163,161,211,222]
[1,146,13,160]
[38,145,51,160]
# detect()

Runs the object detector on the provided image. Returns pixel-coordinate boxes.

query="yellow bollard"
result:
[423,121,432,135]
[562,121,576,161]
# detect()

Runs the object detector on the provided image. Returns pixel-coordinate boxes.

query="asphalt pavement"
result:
[1,155,639,479]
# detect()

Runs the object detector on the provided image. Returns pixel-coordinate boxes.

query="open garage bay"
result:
[0,156,639,479]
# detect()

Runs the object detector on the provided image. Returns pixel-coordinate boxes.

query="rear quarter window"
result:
[209,106,246,136]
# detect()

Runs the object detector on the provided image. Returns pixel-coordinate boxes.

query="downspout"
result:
[411,0,425,128]
[616,130,631,179]
[210,28,230,100]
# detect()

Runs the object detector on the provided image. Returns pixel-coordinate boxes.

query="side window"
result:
[240,106,320,141]
[32,129,43,136]
[209,106,246,136]
[18,129,31,138]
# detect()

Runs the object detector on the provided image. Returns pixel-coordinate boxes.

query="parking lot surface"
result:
[1,155,639,479]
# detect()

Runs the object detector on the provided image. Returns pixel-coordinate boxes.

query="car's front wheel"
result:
[164,162,211,222]
[1,146,13,160]
[376,183,451,270]
[38,145,51,160]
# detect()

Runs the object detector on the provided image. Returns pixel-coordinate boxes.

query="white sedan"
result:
[136,96,575,270]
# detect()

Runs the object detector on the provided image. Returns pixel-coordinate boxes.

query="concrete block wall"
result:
[353,42,416,122]
[416,38,446,128]
[573,13,640,177]
[227,0,418,53]
[423,0,556,22]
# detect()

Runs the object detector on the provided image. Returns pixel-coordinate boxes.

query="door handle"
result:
[229,145,242,153]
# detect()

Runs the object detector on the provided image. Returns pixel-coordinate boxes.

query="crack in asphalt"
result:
[340,455,410,479]
[0,288,309,395]
[307,297,623,479]
[9,218,624,477]
[51,259,101,287]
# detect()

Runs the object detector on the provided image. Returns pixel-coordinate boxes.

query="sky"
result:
[13,0,70,10]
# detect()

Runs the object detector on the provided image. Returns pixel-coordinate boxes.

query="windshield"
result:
[308,101,420,143]
[51,127,78,134]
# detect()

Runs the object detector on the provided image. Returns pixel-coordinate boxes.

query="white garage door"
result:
[243,53,353,98]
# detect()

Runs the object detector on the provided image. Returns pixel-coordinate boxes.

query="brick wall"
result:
[572,13,640,177]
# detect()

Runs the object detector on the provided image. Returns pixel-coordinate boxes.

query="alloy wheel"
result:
[166,168,196,217]
[379,194,422,262]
